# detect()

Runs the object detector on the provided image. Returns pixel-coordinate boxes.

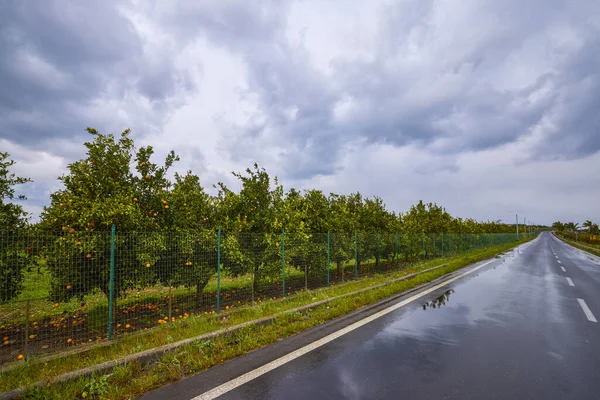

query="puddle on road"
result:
[422,289,455,310]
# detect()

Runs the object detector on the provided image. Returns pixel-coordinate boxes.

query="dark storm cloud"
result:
[0,0,195,147]
[1,0,599,209]
[530,28,600,160]
[146,0,600,181]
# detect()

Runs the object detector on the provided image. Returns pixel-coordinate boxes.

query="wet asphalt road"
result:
[141,232,600,400]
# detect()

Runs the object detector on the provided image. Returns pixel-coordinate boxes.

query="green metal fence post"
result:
[395,231,399,271]
[24,300,30,360]
[216,227,222,314]
[108,224,116,341]
[354,231,358,279]
[327,231,331,287]
[410,232,413,263]
[441,232,444,256]
[282,229,286,298]
[377,231,381,267]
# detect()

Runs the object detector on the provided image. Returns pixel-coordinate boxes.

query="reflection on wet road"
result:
[141,232,600,400]
[422,289,454,310]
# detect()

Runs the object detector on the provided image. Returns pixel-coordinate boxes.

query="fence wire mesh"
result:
[0,228,531,364]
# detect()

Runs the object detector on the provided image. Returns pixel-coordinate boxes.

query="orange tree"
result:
[276,188,324,289]
[215,164,284,298]
[37,128,221,307]
[294,189,329,286]
[39,128,151,304]
[157,171,218,303]
[0,152,33,301]
[328,194,355,277]
[357,196,398,268]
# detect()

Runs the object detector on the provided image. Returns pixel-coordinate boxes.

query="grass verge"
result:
[554,234,600,257]
[2,237,535,399]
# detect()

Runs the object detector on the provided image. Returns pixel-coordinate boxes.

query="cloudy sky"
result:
[1,0,599,226]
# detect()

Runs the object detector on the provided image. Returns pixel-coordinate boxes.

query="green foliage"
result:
[6,126,538,307]
[81,374,109,398]
[38,129,218,303]
[0,153,33,301]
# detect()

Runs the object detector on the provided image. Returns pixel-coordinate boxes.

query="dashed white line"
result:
[561,267,567,273]
[566,277,575,287]
[557,260,562,264]
[577,299,598,323]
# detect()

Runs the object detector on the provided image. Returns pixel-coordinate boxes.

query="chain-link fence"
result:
[0,228,532,364]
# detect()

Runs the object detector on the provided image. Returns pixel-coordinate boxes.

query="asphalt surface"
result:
[141,232,600,400]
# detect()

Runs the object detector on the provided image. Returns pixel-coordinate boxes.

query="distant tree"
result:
[564,222,579,232]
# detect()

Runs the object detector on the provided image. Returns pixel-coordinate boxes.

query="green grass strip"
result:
[554,234,600,257]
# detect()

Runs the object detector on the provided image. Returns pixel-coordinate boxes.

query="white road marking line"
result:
[191,257,501,400]
[561,267,567,273]
[577,299,598,323]
[557,260,562,264]
[566,277,575,287]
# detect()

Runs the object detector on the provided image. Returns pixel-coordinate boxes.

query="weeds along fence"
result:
[0,228,531,364]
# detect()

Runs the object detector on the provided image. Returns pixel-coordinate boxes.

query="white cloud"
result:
[1,0,600,225]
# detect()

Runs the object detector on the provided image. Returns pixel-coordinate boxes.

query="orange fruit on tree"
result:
[70,228,76,233]
[153,213,157,217]
[66,284,72,290]
[17,354,24,360]
[67,338,73,344]
[61,226,67,231]
[29,335,35,340]
[145,263,151,268]
[145,175,150,180]
[125,324,131,329]
[86,254,92,259]
[54,303,59,308]
[164,205,169,209]
[133,197,138,202]
[141,161,146,166]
